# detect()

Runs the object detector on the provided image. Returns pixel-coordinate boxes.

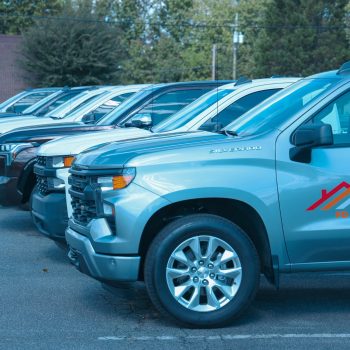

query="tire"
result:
[28,185,36,212]
[27,185,38,214]
[144,214,260,328]
[54,240,68,251]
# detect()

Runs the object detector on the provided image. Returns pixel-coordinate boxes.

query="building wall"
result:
[0,35,29,103]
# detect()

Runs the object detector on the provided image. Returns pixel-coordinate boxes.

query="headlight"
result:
[0,143,34,164]
[0,143,33,154]
[97,168,136,191]
[50,155,75,168]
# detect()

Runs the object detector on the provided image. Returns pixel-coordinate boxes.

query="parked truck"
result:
[0,86,118,132]
[66,65,350,327]
[32,78,297,241]
[0,86,91,120]
[0,87,60,115]
[0,81,227,207]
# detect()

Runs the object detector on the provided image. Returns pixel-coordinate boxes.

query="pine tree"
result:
[21,2,125,86]
[239,0,349,77]
[0,0,64,34]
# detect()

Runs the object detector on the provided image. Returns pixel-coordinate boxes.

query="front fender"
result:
[159,187,287,264]
[133,158,289,268]
[16,148,38,196]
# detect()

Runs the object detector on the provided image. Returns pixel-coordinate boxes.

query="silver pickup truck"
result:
[67,63,350,327]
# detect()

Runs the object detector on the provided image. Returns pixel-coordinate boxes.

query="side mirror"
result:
[127,113,153,128]
[290,124,333,163]
[82,113,97,124]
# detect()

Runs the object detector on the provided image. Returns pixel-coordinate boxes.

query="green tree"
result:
[144,0,237,82]
[237,0,271,77]
[239,0,349,77]
[0,0,64,34]
[93,0,151,83]
[21,3,125,86]
[183,0,237,80]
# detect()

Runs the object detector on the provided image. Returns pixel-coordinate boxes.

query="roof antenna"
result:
[337,61,350,75]
[234,76,252,86]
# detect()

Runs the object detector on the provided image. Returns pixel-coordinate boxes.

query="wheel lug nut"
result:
[191,267,197,273]
[193,277,199,283]
[210,273,215,279]
[199,261,204,266]
[208,263,214,269]
[202,279,209,286]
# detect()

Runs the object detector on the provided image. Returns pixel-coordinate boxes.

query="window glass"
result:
[199,89,279,131]
[310,90,350,145]
[35,91,80,116]
[58,94,103,118]
[112,92,134,104]
[97,87,154,125]
[88,93,134,121]
[7,91,52,113]
[226,78,339,136]
[152,87,234,132]
[131,88,209,126]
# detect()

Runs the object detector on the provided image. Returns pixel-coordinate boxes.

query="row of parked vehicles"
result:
[1,63,350,327]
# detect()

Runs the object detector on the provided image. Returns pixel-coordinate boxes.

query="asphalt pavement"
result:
[1,206,350,350]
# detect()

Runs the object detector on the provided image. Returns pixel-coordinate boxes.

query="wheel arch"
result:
[17,158,36,203]
[138,197,277,285]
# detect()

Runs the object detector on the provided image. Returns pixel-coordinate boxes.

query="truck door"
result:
[276,90,350,269]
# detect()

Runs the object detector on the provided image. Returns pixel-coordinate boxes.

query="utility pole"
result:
[212,44,217,80]
[232,11,244,80]
[232,14,238,80]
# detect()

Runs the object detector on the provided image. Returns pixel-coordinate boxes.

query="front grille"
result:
[70,174,89,193]
[36,156,49,196]
[71,196,97,225]
[69,173,97,225]
[37,175,49,195]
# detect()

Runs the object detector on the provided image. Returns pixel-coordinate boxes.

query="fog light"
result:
[103,202,115,216]
[47,177,65,190]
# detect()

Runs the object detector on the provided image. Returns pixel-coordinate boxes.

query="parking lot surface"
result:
[1,206,350,350]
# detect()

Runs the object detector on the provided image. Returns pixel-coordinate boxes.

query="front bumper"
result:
[66,226,141,282]
[31,189,68,241]
[0,176,21,206]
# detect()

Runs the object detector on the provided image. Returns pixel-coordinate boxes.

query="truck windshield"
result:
[225,78,340,137]
[64,90,111,119]
[97,86,158,126]
[47,90,100,118]
[21,90,62,115]
[151,87,234,132]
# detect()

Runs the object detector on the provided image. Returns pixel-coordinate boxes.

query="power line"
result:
[0,13,350,30]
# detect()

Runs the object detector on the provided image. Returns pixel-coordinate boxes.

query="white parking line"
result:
[98,333,350,341]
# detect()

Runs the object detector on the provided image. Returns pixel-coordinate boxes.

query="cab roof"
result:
[308,61,350,80]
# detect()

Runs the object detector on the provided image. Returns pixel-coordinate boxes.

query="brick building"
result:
[0,35,30,103]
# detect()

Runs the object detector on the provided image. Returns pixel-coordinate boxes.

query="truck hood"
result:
[0,116,64,134]
[0,122,112,145]
[0,112,31,119]
[38,127,152,156]
[75,131,229,168]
